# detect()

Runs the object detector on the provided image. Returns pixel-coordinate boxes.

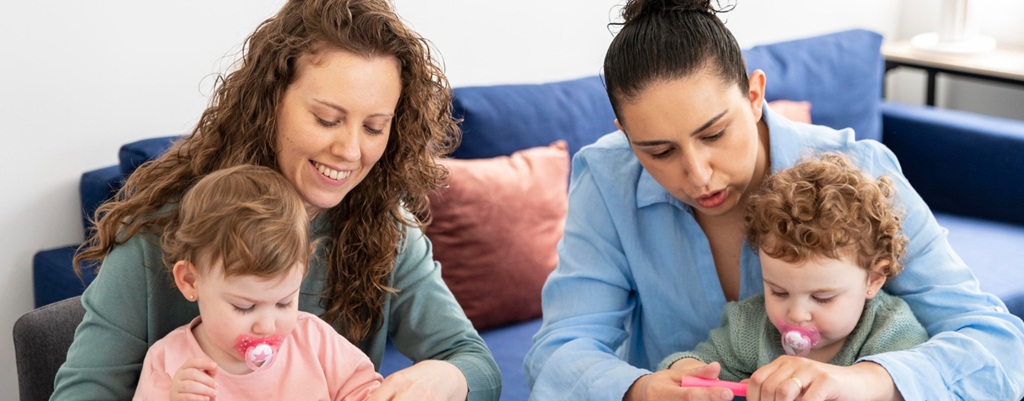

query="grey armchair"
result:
[13,296,85,401]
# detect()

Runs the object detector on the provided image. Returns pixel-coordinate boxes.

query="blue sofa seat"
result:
[933,213,1024,317]
[380,320,542,401]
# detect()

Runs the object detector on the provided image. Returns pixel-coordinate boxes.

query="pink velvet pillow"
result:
[427,141,570,330]
[768,99,813,123]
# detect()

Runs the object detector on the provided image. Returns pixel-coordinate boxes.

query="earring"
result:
[188,294,195,301]
[866,290,873,296]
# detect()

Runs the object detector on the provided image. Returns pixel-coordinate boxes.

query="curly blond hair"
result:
[75,0,458,342]
[161,165,311,279]
[745,153,907,278]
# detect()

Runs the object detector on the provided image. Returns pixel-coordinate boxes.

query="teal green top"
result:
[658,291,928,381]
[51,218,500,401]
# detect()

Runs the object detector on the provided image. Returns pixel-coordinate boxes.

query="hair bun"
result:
[621,0,716,23]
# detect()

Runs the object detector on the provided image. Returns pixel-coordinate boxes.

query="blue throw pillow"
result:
[451,76,617,160]
[79,166,123,236]
[742,29,884,142]
[118,135,181,176]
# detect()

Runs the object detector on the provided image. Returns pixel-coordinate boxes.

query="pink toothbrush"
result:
[680,376,747,397]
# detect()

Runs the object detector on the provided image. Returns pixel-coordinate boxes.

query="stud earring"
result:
[866,290,873,296]
[189,294,195,301]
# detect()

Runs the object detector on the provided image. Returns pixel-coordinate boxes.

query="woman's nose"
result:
[682,152,711,188]
[330,124,362,161]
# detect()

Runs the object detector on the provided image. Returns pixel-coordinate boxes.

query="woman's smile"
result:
[312,160,353,183]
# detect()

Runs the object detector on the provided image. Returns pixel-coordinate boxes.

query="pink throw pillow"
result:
[768,100,813,124]
[427,141,570,330]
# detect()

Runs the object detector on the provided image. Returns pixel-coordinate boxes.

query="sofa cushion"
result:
[451,76,617,160]
[118,135,180,176]
[33,245,97,308]
[934,213,1024,320]
[380,318,541,401]
[767,100,812,124]
[428,142,570,330]
[742,29,883,142]
[79,165,124,236]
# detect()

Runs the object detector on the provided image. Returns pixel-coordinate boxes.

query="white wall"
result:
[0,1,288,396]
[1,0,906,396]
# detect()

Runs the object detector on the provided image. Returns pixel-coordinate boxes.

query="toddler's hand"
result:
[170,356,218,401]
[746,355,848,401]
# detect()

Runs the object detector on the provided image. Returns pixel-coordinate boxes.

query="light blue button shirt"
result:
[524,106,1024,401]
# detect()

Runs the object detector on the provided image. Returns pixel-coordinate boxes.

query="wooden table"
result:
[882,40,1024,106]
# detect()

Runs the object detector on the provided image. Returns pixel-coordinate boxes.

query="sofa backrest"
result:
[449,29,885,162]
[79,136,180,235]
[742,29,884,142]
[451,75,617,160]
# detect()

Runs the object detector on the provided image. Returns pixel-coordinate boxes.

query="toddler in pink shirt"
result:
[133,165,382,401]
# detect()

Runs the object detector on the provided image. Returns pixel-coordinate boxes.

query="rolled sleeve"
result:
[525,151,649,401]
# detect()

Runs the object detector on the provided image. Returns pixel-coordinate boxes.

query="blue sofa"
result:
[34,29,1024,400]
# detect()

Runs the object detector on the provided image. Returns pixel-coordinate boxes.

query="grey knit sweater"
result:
[658,291,928,381]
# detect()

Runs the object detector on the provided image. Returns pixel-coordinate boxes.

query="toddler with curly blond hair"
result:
[661,152,928,385]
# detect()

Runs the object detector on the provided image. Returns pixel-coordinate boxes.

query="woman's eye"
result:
[315,115,339,128]
[649,148,673,159]
[703,130,725,142]
[234,305,255,314]
[364,126,384,135]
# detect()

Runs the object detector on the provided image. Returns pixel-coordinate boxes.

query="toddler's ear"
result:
[866,260,889,299]
[173,260,200,302]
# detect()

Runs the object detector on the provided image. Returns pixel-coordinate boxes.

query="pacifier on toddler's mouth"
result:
[778,324,820,356]
[235,334,285,371]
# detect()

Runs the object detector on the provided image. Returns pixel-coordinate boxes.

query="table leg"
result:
[926,70,937,106]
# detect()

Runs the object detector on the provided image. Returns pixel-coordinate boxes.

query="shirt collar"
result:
[636,159,692,213]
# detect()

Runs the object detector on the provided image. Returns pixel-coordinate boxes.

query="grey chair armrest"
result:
[13,296,85,401]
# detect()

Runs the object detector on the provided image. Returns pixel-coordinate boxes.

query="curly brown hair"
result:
[161,165,311,280]
[745,153,907,278]
[75,0,458,343]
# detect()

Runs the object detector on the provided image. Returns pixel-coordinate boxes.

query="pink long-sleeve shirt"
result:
[134,311,381,401]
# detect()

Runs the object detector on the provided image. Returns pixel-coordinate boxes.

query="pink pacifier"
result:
[778,324,820,356]
[235,334,285,371]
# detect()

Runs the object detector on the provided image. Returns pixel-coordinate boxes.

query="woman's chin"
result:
[301,194,347,217]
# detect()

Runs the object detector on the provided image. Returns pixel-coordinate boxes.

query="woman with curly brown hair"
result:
[52,1,499,400]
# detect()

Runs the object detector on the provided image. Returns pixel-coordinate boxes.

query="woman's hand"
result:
[170,356,218,401]
[623,360,737,401]
[367,360,468,401]
[746,356,901,401]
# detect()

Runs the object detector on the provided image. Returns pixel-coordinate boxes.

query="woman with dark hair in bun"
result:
[524,0,1024,400]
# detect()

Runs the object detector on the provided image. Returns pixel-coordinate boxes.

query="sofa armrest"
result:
[881,101,1024,226]
[79,165,124,237]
